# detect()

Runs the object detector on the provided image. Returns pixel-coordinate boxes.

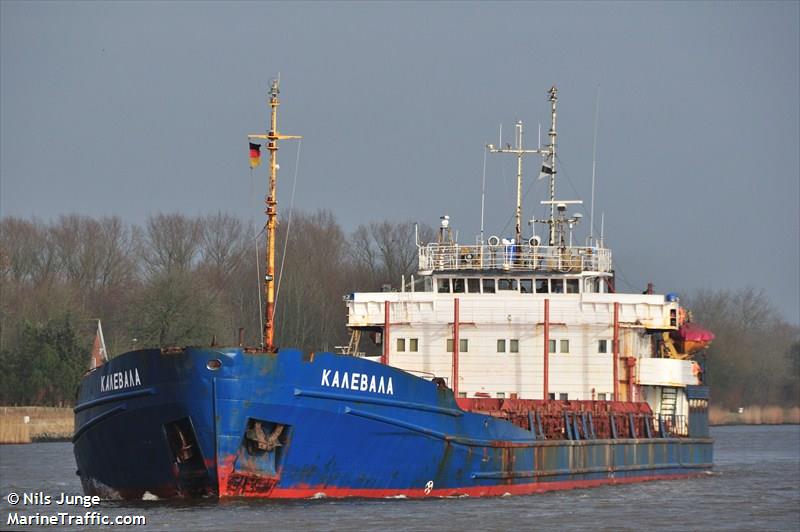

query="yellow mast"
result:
[248,79,301,351]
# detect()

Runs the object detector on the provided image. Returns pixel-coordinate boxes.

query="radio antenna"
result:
[589,85,600,246]
[480,147,487,244]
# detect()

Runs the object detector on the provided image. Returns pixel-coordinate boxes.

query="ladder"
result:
[660,386,678,417]
[347,329,362,356]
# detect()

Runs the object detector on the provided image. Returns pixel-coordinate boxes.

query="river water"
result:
[1,425,798,531]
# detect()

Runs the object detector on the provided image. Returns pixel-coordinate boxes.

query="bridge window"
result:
[497,339,506,352]
[566,279,579,293]
[396,338,405,352]
[598,339,608,353]
[559,393,569,401]
[549,339,557,353]
[452,278,465,293]
[482,279,496,294]
[597,393,607,401]
[497,392,506,399]
[467,278,481,293]
[498,278,518,291]
[551,279,564,293]
[585,278,599,293]
[409,338,418,352]
[535,279,549,293]
[510,339,519,353]
[437,278,450,293]
[520,279,533,293]
[560,339,570,353]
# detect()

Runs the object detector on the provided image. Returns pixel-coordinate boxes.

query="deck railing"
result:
[655,414,689,437]
[418,243,613,273]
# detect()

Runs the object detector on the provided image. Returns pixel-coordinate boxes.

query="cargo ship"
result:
[73,81,714,499]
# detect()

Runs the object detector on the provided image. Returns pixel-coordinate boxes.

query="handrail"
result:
[655,413,689,437]
[418,243,612,274]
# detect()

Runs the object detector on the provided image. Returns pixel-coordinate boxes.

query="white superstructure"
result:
[343,86,707,432]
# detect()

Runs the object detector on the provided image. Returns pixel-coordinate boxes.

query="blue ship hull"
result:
[73,347,713,499]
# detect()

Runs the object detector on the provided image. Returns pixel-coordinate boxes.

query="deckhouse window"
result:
[550,338,569,353]
[482,279,496,294]
[410,338,419,352]
[566,279,579,293]
[551,279,564,293]
[520,279,533,293]
[437,278,450,293]
[598,339,608,353]
[498,339,519,353]
[467,278,481,293]
[446,339,469,352]
[535,279,549,293]
[498,278,518,291]
[597,393,607,401]
[559,393,569,401]
[397,338,406,352]
[452,278,465,293]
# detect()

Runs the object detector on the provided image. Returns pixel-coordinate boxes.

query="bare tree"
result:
[349,220,434,289]
[95,216,136,289]
[198,212,248,286]
[272,210,350,351]
[0,217,57,284]
[139,213,202,277]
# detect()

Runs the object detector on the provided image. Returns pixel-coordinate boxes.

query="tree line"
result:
[0,212,797,408]
[687,288,798,408]
[0,212,431,405]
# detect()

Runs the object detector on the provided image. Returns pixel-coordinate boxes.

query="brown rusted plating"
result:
[456,398,654,440]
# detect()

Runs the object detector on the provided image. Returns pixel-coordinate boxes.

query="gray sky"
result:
[2,1,798,323]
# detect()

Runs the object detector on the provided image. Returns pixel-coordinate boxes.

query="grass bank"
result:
[709,405,800,426]
[0,406,73,444]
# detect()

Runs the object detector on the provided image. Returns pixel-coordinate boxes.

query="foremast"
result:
[248,79,301,351]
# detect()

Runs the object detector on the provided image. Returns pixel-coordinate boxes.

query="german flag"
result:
[249,142,261,169]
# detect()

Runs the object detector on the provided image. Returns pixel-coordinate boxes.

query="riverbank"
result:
[2,405,798,443]
[709,405,800,426]
[0,407,73,444]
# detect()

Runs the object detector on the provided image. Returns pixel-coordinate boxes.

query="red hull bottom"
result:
[222,472,708,499]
